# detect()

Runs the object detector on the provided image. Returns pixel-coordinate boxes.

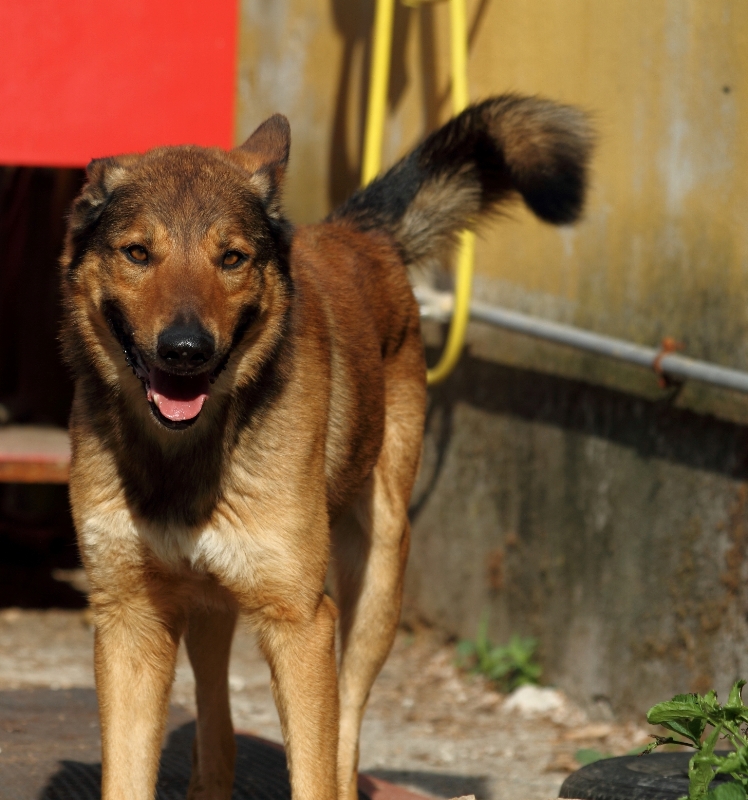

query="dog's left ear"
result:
[69,156,131,234]
[234,114,290,217]
[63,154,140,275]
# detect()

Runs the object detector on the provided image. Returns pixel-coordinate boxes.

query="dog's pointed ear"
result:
[68,155,137,235]
[63,155,139,273]
[234,114,290,217]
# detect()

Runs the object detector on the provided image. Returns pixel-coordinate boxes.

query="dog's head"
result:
[61,115,293,432]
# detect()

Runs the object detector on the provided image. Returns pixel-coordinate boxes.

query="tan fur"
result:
[61,95,591,800]
[62,115,425,800]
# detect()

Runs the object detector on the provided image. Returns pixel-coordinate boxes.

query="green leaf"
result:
[725,682,748,726]
[704,782,747,800]
[487,662,511,681]
[726,682,746,710]
[689,753,718,800]
[701,691,723,720]
[575,748,611,766]
[648,696,706,726]
[702,724,724,758]
[661,719,705,746]
[457,619,541,691]
[507,636,536,662]
[716,749,748,775]
[456,640,475,657]
[687,717,709,743]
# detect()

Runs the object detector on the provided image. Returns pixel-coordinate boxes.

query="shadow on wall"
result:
[411,346,748,521]
[326,0,493,209]
[405,346,748,716]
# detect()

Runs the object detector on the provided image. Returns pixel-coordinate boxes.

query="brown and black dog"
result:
[60,95,592,800]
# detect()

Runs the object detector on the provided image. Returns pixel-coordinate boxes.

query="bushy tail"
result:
[330,94,594,267]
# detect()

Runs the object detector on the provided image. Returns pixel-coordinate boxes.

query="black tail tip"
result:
[520,160,590,225]
[483,95,595,225]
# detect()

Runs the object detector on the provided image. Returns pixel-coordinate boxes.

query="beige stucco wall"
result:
[237,1,748,715]
[238,2,748,327]
[238,1,748,400]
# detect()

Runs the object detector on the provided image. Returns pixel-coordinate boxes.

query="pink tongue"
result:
[148,368,210,422]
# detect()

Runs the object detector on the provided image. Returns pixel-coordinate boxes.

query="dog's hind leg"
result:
[185,604,239,800]
[332,358,426,800]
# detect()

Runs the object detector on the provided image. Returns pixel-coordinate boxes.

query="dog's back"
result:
[297,94,593,517]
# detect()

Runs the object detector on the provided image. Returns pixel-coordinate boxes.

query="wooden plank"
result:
[0,461,69,484]
[0,426,71,484]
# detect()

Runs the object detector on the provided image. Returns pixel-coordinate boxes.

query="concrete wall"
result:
[236,0,748,715]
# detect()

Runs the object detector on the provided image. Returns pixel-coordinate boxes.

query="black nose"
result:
[157,321,215,371]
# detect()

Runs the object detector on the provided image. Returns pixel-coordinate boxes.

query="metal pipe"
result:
[416,287,748,395]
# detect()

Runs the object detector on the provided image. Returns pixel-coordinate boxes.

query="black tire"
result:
[559,753,733,800]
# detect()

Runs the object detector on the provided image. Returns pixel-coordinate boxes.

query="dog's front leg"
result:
[92,592,182,800]
[257,594,340,800]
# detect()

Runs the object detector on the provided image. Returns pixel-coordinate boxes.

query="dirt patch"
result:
[0,609,651,800]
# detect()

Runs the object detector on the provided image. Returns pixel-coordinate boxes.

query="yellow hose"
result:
[427,0,474,384]
[362,0,396,186]
[362,0,474,385]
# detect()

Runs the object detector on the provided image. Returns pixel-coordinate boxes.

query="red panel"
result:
[0,0,238,166]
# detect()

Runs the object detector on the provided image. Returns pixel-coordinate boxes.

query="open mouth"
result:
[146,368,211,429]
[130,348,214,431]
[106,306,222,430]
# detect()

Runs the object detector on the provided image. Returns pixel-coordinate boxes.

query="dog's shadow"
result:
[42,722,380,800]
[42,722,290,800]
[42,721,488,800]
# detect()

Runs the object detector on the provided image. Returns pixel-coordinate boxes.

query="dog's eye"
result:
[222,251,246,269]
[123,245,149,264]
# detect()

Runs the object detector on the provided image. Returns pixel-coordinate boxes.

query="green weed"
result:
[645,680,748,800]
[456,615,541,692]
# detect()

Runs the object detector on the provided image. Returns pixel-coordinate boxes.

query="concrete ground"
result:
[0,607,652,800]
